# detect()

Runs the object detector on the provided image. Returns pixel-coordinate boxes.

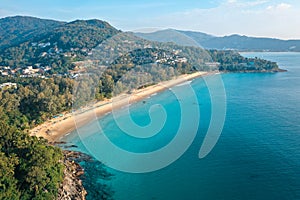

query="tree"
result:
[0,152,20,199]
[101,74,114,98]
[0,120,64,200]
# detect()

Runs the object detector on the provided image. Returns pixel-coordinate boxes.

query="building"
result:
[0,82,17,90]
[205,62,220,68]
[22,66,40,75]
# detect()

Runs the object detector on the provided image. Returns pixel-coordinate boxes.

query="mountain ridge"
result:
[135,29,300,52]
[0,16,120,73]
[0,16,65,49]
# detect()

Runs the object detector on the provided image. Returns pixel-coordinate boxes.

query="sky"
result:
[1,0,300,39]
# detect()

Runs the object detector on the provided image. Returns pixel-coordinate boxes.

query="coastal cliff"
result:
[55,147,115,200]
[57,151,87,200]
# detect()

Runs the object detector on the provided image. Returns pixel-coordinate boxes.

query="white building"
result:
[0,82,17,90]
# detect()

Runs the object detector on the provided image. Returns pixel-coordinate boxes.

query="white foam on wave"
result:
[174,80,192,87]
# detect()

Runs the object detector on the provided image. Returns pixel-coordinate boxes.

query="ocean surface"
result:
[63,52,300,200]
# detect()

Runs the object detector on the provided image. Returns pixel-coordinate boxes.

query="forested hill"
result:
[0,16,120,73]
[0,16,65,49]
[0,16,119,51]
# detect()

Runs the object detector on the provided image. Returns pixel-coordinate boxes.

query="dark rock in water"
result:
[57,150,114,200]
[78,157,115,199]
[54,142,81,149]
[64,144,79,148]
[51,141,67,145]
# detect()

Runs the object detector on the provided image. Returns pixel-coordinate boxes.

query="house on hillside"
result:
[0,82,17,90]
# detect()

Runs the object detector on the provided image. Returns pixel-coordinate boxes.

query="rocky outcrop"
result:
[57,151,88,200]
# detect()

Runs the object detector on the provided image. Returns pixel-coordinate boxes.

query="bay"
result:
[64,52,300,200]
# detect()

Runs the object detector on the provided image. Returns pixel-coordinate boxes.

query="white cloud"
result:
[126,1,300,39]
[225,0,269,7]
[227,0,237,4]
[246,0,269,7]
[277,3,292,9]
[267,3,292,11]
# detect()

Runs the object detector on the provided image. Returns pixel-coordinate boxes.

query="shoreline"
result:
[30,71,215,142]
[58,150,87,200]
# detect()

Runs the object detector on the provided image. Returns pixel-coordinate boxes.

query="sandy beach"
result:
[30,71,212,142]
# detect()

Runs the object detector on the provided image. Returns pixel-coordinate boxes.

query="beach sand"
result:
[30,71,212,142]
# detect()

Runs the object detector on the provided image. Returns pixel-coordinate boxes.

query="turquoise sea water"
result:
[64,52,300,200]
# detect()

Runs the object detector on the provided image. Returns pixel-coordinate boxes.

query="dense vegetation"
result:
[0,121,64,199]
[0,16,64,50]
[0,77,72,199]
[0,17,119,74]
[209,50,280,72]
[0,77,73,129]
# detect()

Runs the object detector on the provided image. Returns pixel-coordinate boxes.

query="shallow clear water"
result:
[64,52,300,200]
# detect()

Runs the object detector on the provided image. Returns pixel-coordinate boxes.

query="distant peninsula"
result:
[135,29,300,52]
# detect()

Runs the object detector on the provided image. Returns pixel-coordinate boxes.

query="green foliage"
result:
[0,77,69,199]
[0,152,20,199]
[0,17,119,74]
[0,121,64,200]
[0,77,73,128]
[209,50,279,72]
[0,16,64,50]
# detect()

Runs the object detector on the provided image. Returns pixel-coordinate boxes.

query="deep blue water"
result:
[64,52,300,200]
